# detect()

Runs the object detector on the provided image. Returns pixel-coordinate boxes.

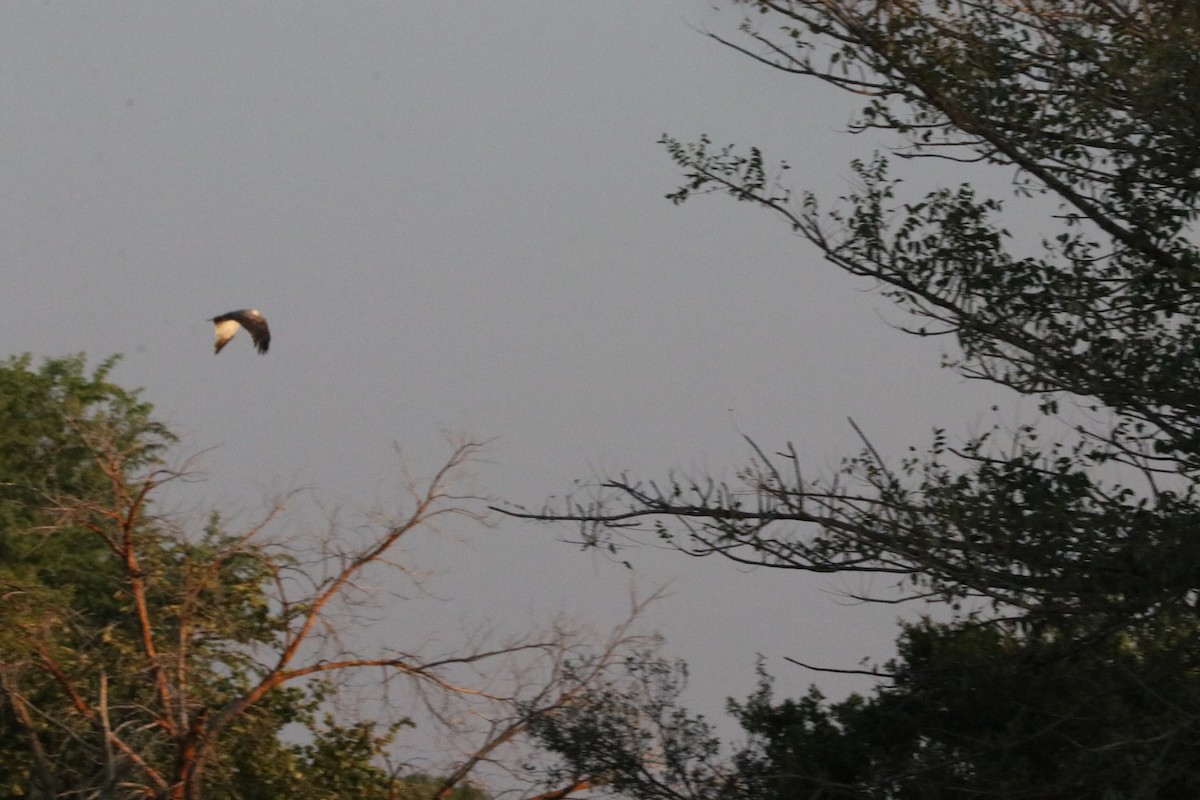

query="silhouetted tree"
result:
[514,2,1200,796]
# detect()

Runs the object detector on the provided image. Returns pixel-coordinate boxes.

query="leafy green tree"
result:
[515,1,1200,796]
[0,354,646,800]
[0,353,175,795]
[0,353,171,626]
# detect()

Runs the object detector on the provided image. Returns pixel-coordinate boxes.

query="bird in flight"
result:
[210,309,270,354]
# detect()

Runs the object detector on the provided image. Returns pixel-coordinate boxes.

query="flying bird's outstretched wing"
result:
[210,309,270,354]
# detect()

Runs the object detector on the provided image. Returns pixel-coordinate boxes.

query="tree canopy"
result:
[515,1,1200,796]
[0,354,648,800]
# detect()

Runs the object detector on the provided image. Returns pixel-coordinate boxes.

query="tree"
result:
[532,619,1200,800]
[726,619,1200,799]
[0,353,177,795]
[527,651,743,800]
[0,354,651,800]
[511,1,1200,796]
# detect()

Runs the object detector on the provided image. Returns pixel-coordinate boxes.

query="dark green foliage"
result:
[732,620,1200,799]
[0,354,171,624]
[0,354,174,796]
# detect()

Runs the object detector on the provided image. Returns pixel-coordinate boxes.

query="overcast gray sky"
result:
[1,1,1008,736]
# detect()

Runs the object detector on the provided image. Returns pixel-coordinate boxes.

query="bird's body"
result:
[210,309,270,354]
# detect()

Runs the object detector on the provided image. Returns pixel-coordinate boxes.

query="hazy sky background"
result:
[1,1,1012,738]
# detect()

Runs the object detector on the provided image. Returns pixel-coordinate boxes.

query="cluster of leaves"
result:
[529,652,735,800]
[729,616,1200,799]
